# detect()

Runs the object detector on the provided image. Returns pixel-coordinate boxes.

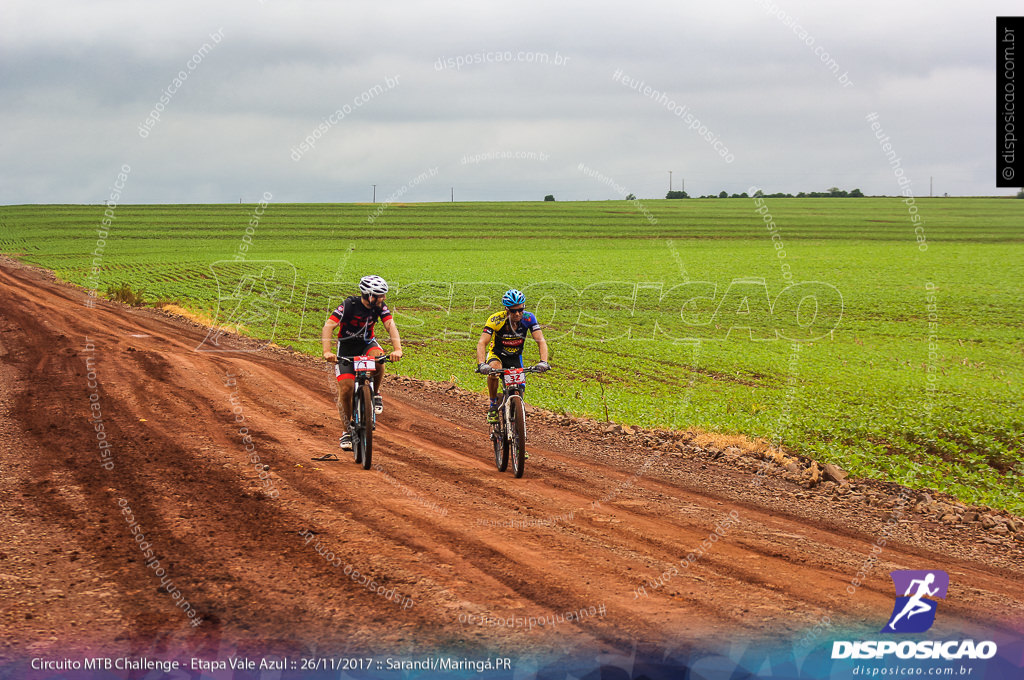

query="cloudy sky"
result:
[0,0,1017,203]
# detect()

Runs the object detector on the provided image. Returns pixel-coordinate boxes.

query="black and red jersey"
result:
[329,296,392,347]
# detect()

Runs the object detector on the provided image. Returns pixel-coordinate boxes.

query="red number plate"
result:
[353,355,376,371]
[503,368,525,386]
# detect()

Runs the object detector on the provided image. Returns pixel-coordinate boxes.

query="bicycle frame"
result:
[487,365,541,478]
[338,353,388,469]
[496,367,526,424]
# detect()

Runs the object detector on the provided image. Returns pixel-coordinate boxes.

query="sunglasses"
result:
[507,307,525,314]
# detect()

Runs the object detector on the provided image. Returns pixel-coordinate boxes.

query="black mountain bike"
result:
[485,365,545,478]
[338,354,389,469]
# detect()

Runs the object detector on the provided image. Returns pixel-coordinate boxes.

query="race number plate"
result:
[353,355,376,371]
[503,368,526,386]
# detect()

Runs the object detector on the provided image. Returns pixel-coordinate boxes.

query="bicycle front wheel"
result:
[359,385,373,469]
[509,396,526,478]
[493,417,508,473]
[352,387,363,465]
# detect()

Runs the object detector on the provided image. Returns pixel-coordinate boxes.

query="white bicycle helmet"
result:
[359,275,389,296]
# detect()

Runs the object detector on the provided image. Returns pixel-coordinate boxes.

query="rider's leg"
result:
[368,346,385,393]
[487,358,501,401]
[337,376,354,424]
[485,358,502,422]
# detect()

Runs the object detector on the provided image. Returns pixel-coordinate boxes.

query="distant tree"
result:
[544,194,555,201]
[753,189,765,198]
[625,193,636,201]
[797,192,807,198]
[666,190,689,199]
[1017,189,1024,199]
[849,188,864,197]
[719,190,729,198]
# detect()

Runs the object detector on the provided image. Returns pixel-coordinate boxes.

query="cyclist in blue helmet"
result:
[475,288,549,423]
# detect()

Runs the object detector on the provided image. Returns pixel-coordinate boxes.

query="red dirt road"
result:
[1,259,1022,663]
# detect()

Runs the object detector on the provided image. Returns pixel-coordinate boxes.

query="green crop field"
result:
[2,198,1022,513]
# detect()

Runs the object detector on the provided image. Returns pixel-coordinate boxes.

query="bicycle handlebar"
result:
[335,355,391,365]
[483,365,547,376]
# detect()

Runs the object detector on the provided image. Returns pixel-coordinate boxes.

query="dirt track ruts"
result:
[0,259,1021,662]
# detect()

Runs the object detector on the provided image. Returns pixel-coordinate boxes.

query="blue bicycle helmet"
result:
[501,289,525,308]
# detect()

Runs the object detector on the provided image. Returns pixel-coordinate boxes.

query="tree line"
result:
[666,187,864,199]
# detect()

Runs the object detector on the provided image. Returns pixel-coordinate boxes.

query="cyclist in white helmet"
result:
[322,275,403,450]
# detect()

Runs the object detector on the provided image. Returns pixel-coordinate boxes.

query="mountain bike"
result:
[338,354,389,469]
[484,365,546,478]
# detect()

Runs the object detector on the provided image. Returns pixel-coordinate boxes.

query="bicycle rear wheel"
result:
[509,396,526,478]
[359,384,373,469]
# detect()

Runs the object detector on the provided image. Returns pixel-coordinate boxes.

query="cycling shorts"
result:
[334,340,383,381]
[486,352,523,369]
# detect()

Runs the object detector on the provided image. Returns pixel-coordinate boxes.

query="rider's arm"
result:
[531,328,549,363]
[476,331,493,364]
[321,319,339,359]
[382,317,403,360]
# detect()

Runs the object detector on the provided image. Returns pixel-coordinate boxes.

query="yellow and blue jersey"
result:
[482,310,540,359]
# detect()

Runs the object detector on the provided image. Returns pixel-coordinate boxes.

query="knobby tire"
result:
[493,402,509,472]
[360,384,373,469]
[510,395,526,478]
[352,385,363,465]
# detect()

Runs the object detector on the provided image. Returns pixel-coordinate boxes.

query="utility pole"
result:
[682,178,685,194]
[372,184,376,203]
[451,187,454,202]
[930,177,933,197]
[669,171,673,192]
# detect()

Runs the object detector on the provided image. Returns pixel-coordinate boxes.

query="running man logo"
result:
[881,570,949,634]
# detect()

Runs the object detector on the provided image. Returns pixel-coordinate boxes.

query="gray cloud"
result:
[0,0,1016,203]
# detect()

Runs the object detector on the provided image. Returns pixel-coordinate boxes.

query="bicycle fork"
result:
[351,378,377,432]
[503,390,525,442]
